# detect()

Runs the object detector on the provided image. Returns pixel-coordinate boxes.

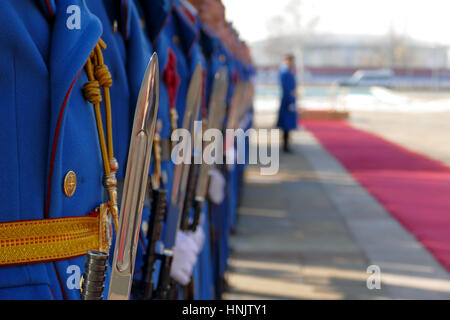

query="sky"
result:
[222,0,450,45]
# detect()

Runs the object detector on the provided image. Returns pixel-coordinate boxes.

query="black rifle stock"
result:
[137,188,167,299]
[155,250,174,299]
[181,156,198,231]
[180,156,199,300]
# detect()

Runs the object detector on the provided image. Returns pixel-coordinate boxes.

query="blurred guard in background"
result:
[277,54,298,153]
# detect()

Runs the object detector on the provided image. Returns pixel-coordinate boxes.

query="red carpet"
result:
[304,119,450,271]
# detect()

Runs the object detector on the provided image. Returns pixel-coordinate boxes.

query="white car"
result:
[340,69,394,88]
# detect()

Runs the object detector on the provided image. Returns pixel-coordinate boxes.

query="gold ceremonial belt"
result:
[0,214,103,267]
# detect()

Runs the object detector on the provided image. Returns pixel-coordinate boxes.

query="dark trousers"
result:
[282,130,290,152]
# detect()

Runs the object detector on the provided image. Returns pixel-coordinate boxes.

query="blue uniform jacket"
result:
[199,22,228,117]
[0,0,104,300]
[173,2,215,300]
[86,0,154,280]
[139,0,192,196]
[195,23,220,298]
[0,0,152,300]
[136,0,194,290]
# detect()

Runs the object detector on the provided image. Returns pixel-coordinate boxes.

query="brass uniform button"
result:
[173,35,180,45]
[140,18,145,29]
[113,20,118,33]
[63,171,77,197]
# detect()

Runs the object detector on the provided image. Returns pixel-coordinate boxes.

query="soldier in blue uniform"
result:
[138,0,193,199]
[0,0,109,300]
[235,42,254,214]
[218,24,255,299]
[195,3,239,297]
[85,0,154,283]
[277,54,298,153]
[168,0,210,300]
[177,0,221,300]
[87,0,153,181]
[137,0,206,299]
[195,18,226,303]
[0,0,152,300]
[129,0,173,297]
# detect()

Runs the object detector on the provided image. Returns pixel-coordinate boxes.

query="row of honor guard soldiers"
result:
[0,0,254,300]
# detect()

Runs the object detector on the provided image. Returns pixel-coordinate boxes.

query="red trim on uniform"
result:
[181,7,196,24]
[47,285,56,300]
[163,48,180,110]
[45,0,54,17]
[232,70,238,84]
[122,0,128,40]
[47,285,57,300]
[45,70,82,218]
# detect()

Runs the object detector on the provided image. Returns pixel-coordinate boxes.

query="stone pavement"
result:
[223,122,450,299]
[350,111,450,166]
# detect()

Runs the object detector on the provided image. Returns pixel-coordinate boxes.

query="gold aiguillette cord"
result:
[82,39,119,253]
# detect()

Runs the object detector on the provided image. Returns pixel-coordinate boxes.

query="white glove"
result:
[170,230,199,285]
[208,168,226,204]
[186,214,206,254]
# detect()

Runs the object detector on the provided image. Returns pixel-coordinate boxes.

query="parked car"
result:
[339,69,394,87]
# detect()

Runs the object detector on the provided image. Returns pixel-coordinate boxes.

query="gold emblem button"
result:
[173,35,180,45]
[64,171,77,197]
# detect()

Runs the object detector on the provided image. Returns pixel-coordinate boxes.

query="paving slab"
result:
[298,129,450,299]
[224,120,450,299]
[224,130,389,300]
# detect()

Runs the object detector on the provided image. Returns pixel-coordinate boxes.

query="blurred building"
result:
[253,34,450,88]
[252,33,449,69]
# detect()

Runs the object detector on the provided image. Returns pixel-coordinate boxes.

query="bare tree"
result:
[263,0,319,71]
[386,24,414,68]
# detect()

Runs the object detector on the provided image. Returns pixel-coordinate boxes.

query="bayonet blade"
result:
[195,67,229,201]
[108,53,160,300]
[226,80,244,130]
[163,63,203,250]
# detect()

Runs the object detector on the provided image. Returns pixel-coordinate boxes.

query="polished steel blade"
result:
[163,63,203,250]
[226,80,244,130]
[195,67,229,200]
[108,53,160,300]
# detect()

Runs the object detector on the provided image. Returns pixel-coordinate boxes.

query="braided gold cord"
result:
[82,39,119,253]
